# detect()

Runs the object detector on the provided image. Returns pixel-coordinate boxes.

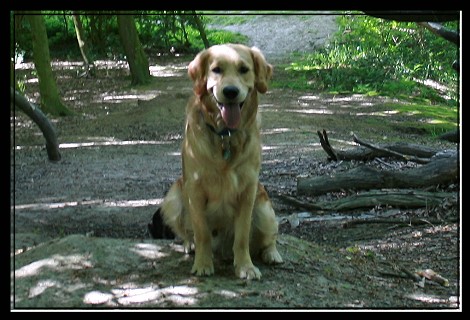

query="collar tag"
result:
[221,131,231,160]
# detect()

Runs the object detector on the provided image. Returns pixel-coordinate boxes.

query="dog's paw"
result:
[191,261,214,276]
[261,247,283,265]
[235,264,261,280]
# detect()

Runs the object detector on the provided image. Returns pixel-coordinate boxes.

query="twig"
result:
[317,129,338,161]
[374,157,395,168]
[352,132,430,164]
[379,261,423,283]
[275,194,323,211]
[343,217,446,228]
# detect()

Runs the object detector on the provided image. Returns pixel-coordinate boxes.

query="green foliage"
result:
[12,11,251,62]
[388,102,458,135]
[13,11,460,111]
[280,14,459,106]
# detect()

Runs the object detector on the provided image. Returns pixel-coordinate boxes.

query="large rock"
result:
[12,234,333,309]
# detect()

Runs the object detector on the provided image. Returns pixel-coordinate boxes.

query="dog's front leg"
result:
[233,184,261,280]
[187,191,214,276]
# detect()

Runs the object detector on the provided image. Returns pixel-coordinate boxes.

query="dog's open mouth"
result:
[217,101,244,130]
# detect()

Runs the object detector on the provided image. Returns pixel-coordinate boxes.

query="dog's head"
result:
[188,44,273,130]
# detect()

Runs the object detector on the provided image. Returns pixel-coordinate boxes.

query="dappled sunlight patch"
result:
[215,289,239,298]
[286,108,334,115]
[14,198,163,211]
[169,242,188,254]
[24,78,38,84]
[356,110,400,116]
[149,64,187,77]
[93,60,128,70]
[404,110,422,116]
[59,139,171,149]
[259,103,275,108]
[262,145,280,152]
[51,61,86,70]
[15,254,93,278]
[101,284,199,306]
[425,119,447,124]
[331,138,357,146]
[15,61,35,70]
[321,94,400,105]
[100,91,162,104]
[262,128,292,135]
[28,279,60,298]
[262,143,321,159]
[104,198,164,208]
[405,293,459,308]
[15,139,173,151]
[298,94,321,101]
[83,290,114,305]
[130,243,168,260]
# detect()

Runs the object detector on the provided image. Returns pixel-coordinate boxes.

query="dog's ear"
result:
[251,46,273,94]
[188,49,209,96]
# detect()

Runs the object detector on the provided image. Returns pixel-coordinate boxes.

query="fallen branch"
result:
[278,189,455,212]
[317,130,440,162]
[352,133,431,164]
[276,194,324,211]
[342,217,456,228]
[297,154,458,196]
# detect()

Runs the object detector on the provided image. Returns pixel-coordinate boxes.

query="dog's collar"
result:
[200,111,234,160]
[199,110,236,137]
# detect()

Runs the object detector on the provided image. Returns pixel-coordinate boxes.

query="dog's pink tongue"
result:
[220,104,241,129]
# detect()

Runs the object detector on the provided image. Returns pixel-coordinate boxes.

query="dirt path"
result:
[12,15,460,310]
[209,14,338,61]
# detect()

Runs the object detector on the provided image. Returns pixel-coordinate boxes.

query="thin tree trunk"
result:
[72,13,93,66]
[191,12,210,49]
[117,14,151,85]
[26,14,72,116]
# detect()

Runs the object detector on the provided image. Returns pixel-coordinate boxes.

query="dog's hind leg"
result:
[160,178,194,253]
[251,183,283,265]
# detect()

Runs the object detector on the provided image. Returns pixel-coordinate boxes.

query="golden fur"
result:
[160,44,283,280]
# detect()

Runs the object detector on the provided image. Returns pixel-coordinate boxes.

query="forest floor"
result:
[12,14,461,310]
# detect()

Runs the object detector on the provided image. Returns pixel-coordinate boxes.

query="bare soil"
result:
[11,15,461,310]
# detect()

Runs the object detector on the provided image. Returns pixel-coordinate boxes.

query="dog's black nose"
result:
[223,86,239,100]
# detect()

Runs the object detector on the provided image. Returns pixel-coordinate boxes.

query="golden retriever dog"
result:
[158,43,283,280]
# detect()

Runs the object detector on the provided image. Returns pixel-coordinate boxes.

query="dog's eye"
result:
[239,66,249,74]
[212,67,222,74]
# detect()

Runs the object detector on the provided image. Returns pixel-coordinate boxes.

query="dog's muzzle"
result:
[213,86,247,130]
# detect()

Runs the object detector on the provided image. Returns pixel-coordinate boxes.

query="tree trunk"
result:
[26,14,72,116]
[72,13,93,66]
[297,154,458,196]
[191,12,210,49]
[12,87,61,162]
[117,14,151,85]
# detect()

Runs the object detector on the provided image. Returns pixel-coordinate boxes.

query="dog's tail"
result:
[148,207,176,239]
